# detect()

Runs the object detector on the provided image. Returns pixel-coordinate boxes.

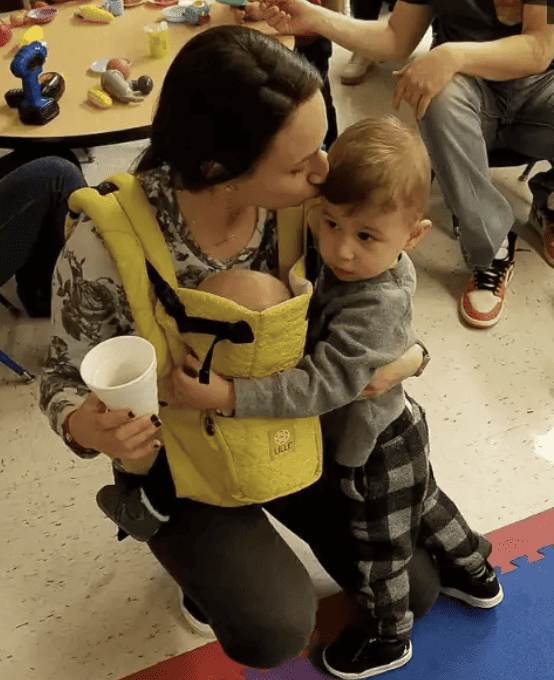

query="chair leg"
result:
[0,294,34,381]
[451,214,460,239]
[0,293,22,317]
[79,148,95,164]
[518,162,535,182]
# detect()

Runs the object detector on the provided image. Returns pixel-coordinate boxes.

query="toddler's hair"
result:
[321,116,431,218]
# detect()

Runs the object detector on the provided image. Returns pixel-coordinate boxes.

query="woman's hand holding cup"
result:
[67,393,163,460]
[75,336,163,458]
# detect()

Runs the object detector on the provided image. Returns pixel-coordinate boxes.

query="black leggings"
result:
[144,452,438,669]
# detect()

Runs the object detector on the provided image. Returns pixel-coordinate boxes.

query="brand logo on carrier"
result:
[273,429,293,455]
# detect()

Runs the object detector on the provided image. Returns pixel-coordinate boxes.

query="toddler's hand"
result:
[171,355,235,411]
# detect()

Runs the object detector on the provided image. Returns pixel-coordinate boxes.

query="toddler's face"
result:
[317,199,430,282]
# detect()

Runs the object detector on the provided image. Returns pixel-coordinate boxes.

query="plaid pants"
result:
[333,396,492,642]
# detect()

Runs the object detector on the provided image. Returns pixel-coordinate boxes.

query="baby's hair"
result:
[321,116,431,218]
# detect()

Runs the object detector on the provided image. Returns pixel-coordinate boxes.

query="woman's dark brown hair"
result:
[135,25,323,191]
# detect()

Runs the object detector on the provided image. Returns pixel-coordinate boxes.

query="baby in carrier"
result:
[97,267,321,540]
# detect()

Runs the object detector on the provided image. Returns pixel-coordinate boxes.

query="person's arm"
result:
[172,284,412,417]
[445,4,554,80]
[393,4,554,118]
[363,340,425,399]
[39,217,162,461]
[261,0,432,62]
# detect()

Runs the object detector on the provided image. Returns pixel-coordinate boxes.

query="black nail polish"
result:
[128,411,135,418]
[151,414,162,427]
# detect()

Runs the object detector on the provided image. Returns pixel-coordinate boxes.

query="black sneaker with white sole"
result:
[439,560,504,608]
[178,589,214,637]
[322,627,412,679]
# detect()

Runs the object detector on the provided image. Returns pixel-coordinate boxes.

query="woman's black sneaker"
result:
[439,560,504,608]
[322,626,412,678]
[178,589,213,637]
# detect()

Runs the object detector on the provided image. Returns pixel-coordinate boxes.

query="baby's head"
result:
[315,116,432,282]
[197,269,291,311]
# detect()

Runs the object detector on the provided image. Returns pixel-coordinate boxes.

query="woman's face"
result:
[235,91,329,209]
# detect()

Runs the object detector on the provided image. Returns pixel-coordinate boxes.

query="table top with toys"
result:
[0,0,292,148]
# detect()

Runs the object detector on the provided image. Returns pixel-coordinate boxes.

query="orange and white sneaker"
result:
[528,201,554,267]
[460,231,517,328]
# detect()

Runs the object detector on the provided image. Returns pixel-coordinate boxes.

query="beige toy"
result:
[100,70,144,103]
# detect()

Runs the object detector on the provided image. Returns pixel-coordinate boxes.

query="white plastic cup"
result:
[80,336,158,417]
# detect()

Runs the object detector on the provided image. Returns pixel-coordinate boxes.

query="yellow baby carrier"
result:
[67,173,322,506]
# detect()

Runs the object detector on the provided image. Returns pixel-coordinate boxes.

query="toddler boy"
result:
[178,116,504,678]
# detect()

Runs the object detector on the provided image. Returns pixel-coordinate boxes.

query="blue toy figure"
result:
[8,41,59,125]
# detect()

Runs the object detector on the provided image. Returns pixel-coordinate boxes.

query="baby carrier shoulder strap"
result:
[66,173,178,376]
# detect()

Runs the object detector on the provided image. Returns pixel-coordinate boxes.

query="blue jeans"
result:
[418,71,554,269]
[0,156,86,312]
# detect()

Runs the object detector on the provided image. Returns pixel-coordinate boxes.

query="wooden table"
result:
[0,1,292,148]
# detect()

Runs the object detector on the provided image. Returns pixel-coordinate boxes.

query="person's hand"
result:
[171,355,236,411]
[362,364,404,400]
[392,47,458,119]
[260,0,322,36]
[67,393,163,460]
[361,343,425,399]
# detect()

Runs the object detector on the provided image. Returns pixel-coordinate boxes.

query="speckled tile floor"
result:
[2,18,554,680]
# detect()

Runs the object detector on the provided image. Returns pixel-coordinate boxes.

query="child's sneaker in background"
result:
[322,626,412,678]
[439,560,504,608]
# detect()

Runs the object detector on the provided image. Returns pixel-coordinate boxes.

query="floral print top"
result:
[39,165,279,454]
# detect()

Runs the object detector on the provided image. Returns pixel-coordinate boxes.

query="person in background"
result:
[235,0,339,147]
[0,156,86,317]
[341,1,396,85]
[261,0,554,329]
